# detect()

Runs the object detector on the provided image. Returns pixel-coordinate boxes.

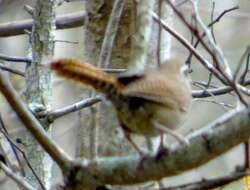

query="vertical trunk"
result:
[76,0,134,161]
[23,0,56,188]
[128,0,154,71]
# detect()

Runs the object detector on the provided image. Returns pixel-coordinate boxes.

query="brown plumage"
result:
[50,58,122,95]
[50,58,192,153]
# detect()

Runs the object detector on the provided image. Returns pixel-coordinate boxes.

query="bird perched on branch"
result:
[50,58,192,154]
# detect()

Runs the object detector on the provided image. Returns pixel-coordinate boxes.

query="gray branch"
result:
[0,71,72,174]
[71,105,250,187]
[0,11,86,37]
[0,162,34,190]
[0,63,25,76]
[128,0,155,71]
[0,53,31,63]
[98,0,125,68]
[37,96,102,122]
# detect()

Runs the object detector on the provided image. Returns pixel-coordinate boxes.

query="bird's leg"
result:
[156,134,169,158]
[124,131,145,156]
[159,134,165,149]
[154,122,190,146]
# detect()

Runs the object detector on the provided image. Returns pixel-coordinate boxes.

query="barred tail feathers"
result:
[50,58,120,94]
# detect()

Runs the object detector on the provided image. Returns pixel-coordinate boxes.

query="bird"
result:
[50,58,192,154]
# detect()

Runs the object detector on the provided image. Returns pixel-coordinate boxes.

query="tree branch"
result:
[165,0,248,106]
[37,96,102,122]
[129,0,155,71]
[152,12,226,84]
[186,5,239,68]
[0,63,25,76]
[98,0,125,68]
[0,11,86,37]
[0,162,34,190]
[192,78,250,98]
[0,121,45,189]
[73,105,250,186]
[159,170,248,190]
[0,71,72,172]
[0,53,31,63]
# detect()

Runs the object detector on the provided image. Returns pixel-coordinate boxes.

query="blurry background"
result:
[0,0,249,189]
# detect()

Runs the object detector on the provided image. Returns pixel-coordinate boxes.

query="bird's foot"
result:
[155,143,169,160]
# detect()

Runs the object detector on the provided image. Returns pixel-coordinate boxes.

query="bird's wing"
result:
[121,75,191,111]
[117,72,145,85]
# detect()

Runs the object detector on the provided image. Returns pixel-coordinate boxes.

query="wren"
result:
[50,58,192,154]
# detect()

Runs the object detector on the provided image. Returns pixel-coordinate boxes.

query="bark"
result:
[23,0,56,188]
[75,0,134,161]
[70,105,250,187]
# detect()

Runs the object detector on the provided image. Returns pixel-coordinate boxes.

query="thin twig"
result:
[97,0,125,68]
[209,1,216,89]
[158,170,249,190]
[208,5,239,27]
[165,0,248,106]
[166,0,222,69]
[205,72,213,89]
[0,115,25,175]
[0,11,86,37]
[0,119,45,190]
[37,96,102,122]
[239,51,250,84]
[192,86,232,98]
[0,70,73,171]
[156,6,249,100]
[152,12,226,84]
[156,0,163,67]
[191,0,232,78]
[186,13,195,71]
[194,99,234,110]
[191,77,250,98]
[210,1,217,44]
[0,53,31,63]
[234,46,250,81]
[192,81,221,99]
[186,5,239,66]
[0,162,34,190]
[191,78,250,98]
[0,63,25,76]
[192,83,234,110]
[192,80,220,89]
[189,2,250,103]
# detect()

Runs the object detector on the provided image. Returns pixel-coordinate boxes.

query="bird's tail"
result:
[50,58,122,95]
